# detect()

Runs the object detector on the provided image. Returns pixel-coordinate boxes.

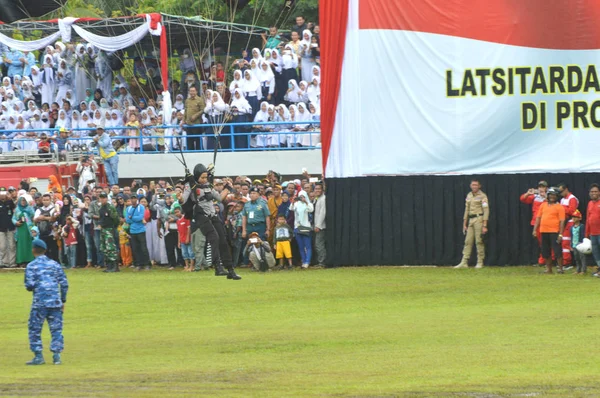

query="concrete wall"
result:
[117,150,323,178]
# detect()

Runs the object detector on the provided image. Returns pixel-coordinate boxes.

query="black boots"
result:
[214,264,228,276]
[103,263,120,273]
[227,268,242,280]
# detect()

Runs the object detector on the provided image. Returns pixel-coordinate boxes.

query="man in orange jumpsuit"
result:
[520,180,548,265]
[558,183,579,269]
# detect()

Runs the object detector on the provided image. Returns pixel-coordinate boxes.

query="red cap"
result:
[572,209,582,218]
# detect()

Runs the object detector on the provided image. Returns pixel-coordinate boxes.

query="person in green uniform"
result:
[13,196,35,265]
[242,188,271,241]
[98,192,119,273]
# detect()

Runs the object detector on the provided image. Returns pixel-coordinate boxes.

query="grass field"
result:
[1,266,600,397]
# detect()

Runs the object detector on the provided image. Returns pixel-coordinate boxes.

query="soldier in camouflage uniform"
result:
[98,192,119,272]
[24,238,69,365]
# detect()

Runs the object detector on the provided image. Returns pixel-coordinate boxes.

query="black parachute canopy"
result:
[0,0,66,23]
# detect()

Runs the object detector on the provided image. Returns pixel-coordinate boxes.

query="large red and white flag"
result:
[322,0,600,177]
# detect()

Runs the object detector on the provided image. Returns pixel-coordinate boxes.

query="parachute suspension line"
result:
[243,0,268,54]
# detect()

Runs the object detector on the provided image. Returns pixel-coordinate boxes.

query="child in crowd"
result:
[30,226,39,240]
[571,210,587,274]
[118,217,133,268]
[38,133,51,159]
[274,214,294,270]
[54,127,70,161]
[61,216,79,269]
[126,112,141,152]
[175,207,194,272]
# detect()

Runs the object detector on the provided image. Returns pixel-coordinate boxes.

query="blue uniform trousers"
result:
[28,307,64,353]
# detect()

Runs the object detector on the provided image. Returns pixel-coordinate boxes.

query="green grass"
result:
[1,266,600,397]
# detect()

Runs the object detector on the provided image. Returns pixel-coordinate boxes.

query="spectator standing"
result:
[533,188,566,274]
[520,181,548,266]
[313,182,326,266]
[262,26,282,50]
[455,180,489,269]
[274,214,293,270]
[267,184,283,242]
[0,187,16,267]
[291,16,307,37]
[585,184,600,275]
[242,187,271,241]
[98,192,119,273]
[33,194,59,262]
[93,127,119,186]
[184,86,205,151]
[299,30,316,82]
[61,217,79,269]
[126,194,151,271]
[558,183,578,269]
[89,188,104,268]
[13,195,34,265]
[290,190,314,268]
[570,210,586,274]
[175,207,194,272]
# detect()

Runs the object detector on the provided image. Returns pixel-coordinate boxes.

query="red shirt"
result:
[64,226,78,246]
[586,200,600,237]
[560,194,578,218]
[520,193,546,226]
[176,218,191,244]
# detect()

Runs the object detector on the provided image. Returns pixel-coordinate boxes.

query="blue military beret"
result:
[32,239,47,250]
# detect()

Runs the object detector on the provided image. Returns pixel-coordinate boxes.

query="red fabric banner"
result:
[359,0,600,50]
[319,0,350,172]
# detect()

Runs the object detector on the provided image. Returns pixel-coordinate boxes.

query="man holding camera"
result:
[520,180,548,266]
[76,155,98,194]
[245,232,276,271]
[455,180,489,269]
[92,126,118,186]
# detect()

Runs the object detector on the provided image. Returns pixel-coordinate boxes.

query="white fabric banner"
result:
[72,21,150,52]
[327,1,600,177]
[0,31,62,52]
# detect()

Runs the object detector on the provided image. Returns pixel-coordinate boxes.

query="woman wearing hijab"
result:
[296,102,318,147]
[41,54,56,106]
[48,175,63,201]
[299,30,316,82]
[173,94,185,111]
[266,104,279,148]
[58,194,72,226]
[274,104,291,147]
[306,76,320,105]
[179,48,198,76]
[13,196,35,265]
[242,69,261,121]
[30,66,43,104]
[229,69,244,93]
[251,48,263,64]
[281,44,299,86]
[55,109,71,130]
[284,80,305,105]
[204,91,229,150]
[70,110,81,143]
[99,98,110,110]
[95,51,113,101]
[230,88,252,150]
[55,59,73,105]
[253,101,270,148]
[74,44,91,104]
[258,60,276,103]
[91,109,104,130]
[287,104,300,147]
[290,190,314,268]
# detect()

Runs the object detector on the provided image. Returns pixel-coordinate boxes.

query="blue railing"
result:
[0,121,321,154]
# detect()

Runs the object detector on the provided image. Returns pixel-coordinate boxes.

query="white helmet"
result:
[576,238,592,255]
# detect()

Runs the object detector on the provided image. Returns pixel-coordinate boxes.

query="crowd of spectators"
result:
[0,15,321,154]
[0,169,327,272]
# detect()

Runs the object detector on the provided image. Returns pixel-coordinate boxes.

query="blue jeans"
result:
[65,244,77,269]
[84,228,94,262]
[94,229,104,266]
[294,229,312,265]
[590,235,600,266]
[104,155,119,186]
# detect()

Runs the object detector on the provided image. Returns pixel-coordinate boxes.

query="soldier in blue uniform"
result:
[24,239,69,365]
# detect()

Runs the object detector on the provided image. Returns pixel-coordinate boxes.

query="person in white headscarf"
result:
[204,91,229,150]
[18,114,37,151]
[253,101,270,148]
[30,65,43,100]
[273,104,291,147]
[229,69,244,93]
[23,100,37,120]
[40,54,55,106]
[53,42,66,64]
[257,60,276,103]
[55,59,73,105]
[74,44,90,105]
[229,88,252,149]
[91,109,105,129]
[299,29,316,82]
[21,81,34,104]
[287,104,300,148]
[281,44,299,87]
[284,79,305,104]
[173,94,185,111]
[251,48,263,64]
[296,102,318,147]
[70,110,81,141]
[242,69,262,121]
[306,76,320,105]
[79,111,94,147]
[55,109,71,130]
[95,51,113,101]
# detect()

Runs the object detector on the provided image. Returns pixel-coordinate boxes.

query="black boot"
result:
[214,264,228,276]
[102,263,112,273]
[227,268,242,280]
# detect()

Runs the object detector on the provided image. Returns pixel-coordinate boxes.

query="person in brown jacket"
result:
[184,86,206,151]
